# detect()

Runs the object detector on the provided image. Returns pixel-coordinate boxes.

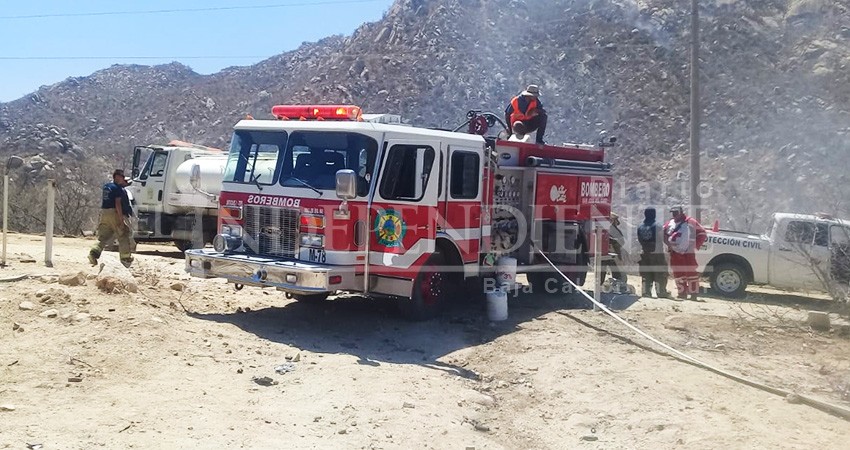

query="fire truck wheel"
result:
[527,271,559,293]
[527,272,586,306]
[292,293,331,303]
[709,263,748,298]
[462,276,487,303]
[174,240,194,252]
[399,253,447,321]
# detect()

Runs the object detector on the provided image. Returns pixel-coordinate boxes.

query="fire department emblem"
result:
[375,209,406,248]
[550,185,567,203]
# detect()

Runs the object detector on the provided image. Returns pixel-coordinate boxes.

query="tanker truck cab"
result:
[128,141,226,251]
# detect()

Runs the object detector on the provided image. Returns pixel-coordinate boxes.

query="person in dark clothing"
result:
[504,84,548,144]
[89,169,134,268]
[637,207,670,298]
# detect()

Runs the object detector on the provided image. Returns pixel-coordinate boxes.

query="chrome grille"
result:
[243,206,299,257]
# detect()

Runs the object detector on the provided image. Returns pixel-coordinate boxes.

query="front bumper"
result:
[185,249,357,294]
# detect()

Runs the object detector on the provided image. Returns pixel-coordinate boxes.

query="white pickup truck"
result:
[696,213,850,298]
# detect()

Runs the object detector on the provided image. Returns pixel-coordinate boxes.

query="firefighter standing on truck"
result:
[88,169,134,268]
[504,84,548,144]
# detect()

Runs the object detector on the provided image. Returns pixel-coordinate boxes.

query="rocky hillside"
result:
[1,0,849,231]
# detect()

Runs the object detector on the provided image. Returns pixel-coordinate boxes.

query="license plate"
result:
[307,248,326,263]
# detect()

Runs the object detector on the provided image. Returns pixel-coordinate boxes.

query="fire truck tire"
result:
[527,272,588,307]
[709,263,748,298]
[174,237,211,252]
[292,293,330,303]
[527,271,561,293]
[462,276,487,303]
[399,253,447,321]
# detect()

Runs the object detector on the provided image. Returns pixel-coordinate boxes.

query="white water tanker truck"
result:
[128,141,227,251]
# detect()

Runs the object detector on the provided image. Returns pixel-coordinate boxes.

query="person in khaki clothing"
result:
[89,169,134,268]
[603,213,628,283]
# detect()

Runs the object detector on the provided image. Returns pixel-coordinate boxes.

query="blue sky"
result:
[0,0,395,102]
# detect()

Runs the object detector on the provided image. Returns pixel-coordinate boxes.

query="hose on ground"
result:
[531,242,850,422]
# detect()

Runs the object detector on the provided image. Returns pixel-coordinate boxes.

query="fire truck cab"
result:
[185,105,613,319]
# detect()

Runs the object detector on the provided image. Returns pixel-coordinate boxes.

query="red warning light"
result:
[271,105,362,121]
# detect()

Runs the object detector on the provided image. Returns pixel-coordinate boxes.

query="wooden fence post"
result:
[2,174,8,267]
[45,179,56,267]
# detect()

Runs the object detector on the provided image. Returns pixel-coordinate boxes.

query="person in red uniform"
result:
[504,84,548,144]
[663,206,707,301]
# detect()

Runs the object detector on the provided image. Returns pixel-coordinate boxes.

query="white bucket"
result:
[485,288,509,321]
[496,256,517,290]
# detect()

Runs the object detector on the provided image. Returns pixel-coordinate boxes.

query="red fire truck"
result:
[185,105,614,319]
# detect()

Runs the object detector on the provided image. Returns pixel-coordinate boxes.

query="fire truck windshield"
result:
[223,130,288,186]
[223,130,378,196]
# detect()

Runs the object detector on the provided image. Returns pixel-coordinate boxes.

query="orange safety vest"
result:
[509,96,539,123]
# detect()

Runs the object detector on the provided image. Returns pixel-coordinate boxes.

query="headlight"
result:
[213,234,242,253]
[213,234,227,252]
[221,224,242,238]
[300,234,324,248]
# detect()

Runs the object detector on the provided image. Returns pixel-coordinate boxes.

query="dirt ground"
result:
[2,233,850,449]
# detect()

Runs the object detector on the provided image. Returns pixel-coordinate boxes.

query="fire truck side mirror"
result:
[189,164,202,191]
[335,169,357,200]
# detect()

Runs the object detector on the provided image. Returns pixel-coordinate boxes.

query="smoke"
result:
[370,0,850,233]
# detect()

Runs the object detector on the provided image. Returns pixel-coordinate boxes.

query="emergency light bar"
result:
[271,104,363,121]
